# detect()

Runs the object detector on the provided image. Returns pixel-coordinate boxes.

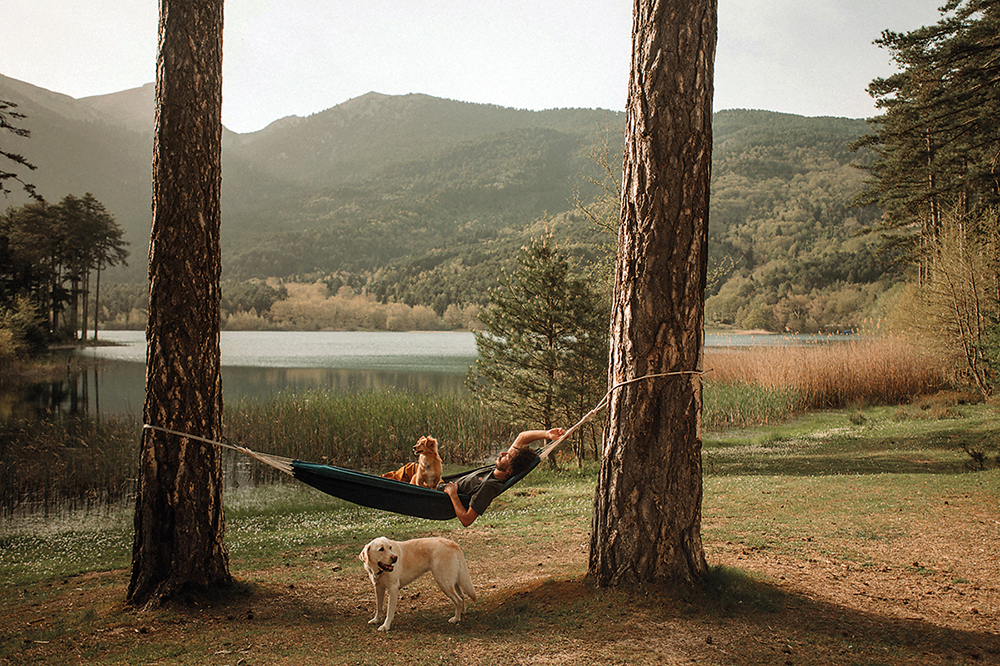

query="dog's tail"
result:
[458,555,477,602]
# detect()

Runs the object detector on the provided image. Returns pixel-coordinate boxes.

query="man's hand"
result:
[442,482,478,527]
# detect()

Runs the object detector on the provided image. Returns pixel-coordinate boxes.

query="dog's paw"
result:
[377,623,391,632]
[368,617,381,625]
[448,617,460,624]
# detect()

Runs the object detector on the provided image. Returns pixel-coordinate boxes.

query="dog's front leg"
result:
[369,583,386,625]
[379,584,399,631]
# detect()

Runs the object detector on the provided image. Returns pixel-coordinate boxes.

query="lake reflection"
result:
[16,329,858,419]
[81,330,478,371]
[60,331,478,417]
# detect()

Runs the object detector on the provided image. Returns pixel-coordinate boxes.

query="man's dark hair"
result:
[509,446,540,476]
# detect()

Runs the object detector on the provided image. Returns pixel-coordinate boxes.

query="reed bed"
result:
[223,389,516,481]
[702,336,952,429]
[1,336,957,517]
[0,415,138,519]
[0,390,515,518]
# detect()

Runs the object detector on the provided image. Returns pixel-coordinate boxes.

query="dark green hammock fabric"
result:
[291,454,542,521]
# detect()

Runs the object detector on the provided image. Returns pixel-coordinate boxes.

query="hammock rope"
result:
[142,424,295,475]
[536,369,705,458]
[144,369,703,464]
[142,368,704,519]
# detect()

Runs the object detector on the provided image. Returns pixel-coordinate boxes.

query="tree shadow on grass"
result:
[704,427,991,477]
[477,572,999,665]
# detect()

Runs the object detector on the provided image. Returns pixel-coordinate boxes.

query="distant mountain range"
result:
[1,73,892,331]
[1,73,622,279]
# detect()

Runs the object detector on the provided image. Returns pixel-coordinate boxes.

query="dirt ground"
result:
[5,499,998,666]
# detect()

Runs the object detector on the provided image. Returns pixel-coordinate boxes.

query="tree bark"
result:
[589,0,716,587]
[93,265,101,341]
[127,0,230,607]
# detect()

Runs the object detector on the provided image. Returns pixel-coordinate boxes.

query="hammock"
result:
[143,424,547,521]
[142,370,702,520]
[290,456,541,520]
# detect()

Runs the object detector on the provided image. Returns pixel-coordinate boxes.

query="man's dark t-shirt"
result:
[447,468,505,516]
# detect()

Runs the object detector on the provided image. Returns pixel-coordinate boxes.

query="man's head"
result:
[495,443,539,479]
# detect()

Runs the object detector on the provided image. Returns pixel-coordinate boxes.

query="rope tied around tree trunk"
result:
[537,369,706,459]
[142,424,295,475]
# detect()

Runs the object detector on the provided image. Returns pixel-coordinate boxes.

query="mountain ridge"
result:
[1,73,888,332]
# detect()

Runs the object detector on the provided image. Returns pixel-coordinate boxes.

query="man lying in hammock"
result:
[440,428,565,527]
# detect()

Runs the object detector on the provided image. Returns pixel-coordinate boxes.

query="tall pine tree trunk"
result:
[589,0,716,587]
[128,0,230,607]
[93,264,101,341]
[81,271,90,341]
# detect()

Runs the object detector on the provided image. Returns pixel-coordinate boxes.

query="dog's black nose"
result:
[391,555,398,563]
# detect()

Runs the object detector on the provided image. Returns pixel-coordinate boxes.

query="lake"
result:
[63,331,478,416]
[20,329,856,419]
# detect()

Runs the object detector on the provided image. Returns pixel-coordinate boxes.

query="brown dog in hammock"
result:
[380,436,442,489]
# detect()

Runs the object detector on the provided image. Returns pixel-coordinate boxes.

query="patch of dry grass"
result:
[703,337,954,429]
[706,336,950,408]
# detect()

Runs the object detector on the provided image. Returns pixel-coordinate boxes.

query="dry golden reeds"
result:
[702,336,951,429]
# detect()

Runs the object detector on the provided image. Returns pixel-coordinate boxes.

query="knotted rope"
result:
[537,369,704,459]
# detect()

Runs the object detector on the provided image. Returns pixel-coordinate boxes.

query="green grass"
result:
[2,400,999,665]
[703,402,997,476]
[700,402,999,570]
[702,381,805,429]
[3,402,996,587]
[225,389,515,471]
[0,464,600,588]
[0,509,133,587]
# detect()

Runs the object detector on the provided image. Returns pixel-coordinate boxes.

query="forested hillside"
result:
[706,111,896,332]
[223,124,613,279]
[1,73,893,332]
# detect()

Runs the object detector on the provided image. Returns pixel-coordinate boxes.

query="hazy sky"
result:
[3,0,946,134]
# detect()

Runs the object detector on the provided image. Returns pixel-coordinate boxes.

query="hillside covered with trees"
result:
[2,72,892,333]
[706,111,894,332]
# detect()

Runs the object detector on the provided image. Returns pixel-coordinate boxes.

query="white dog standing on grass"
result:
[359,536,477,631]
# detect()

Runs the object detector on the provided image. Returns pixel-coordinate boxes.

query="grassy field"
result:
[1,395,997,665]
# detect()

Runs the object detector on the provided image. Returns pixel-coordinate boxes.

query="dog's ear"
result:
[359,543,370,565]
